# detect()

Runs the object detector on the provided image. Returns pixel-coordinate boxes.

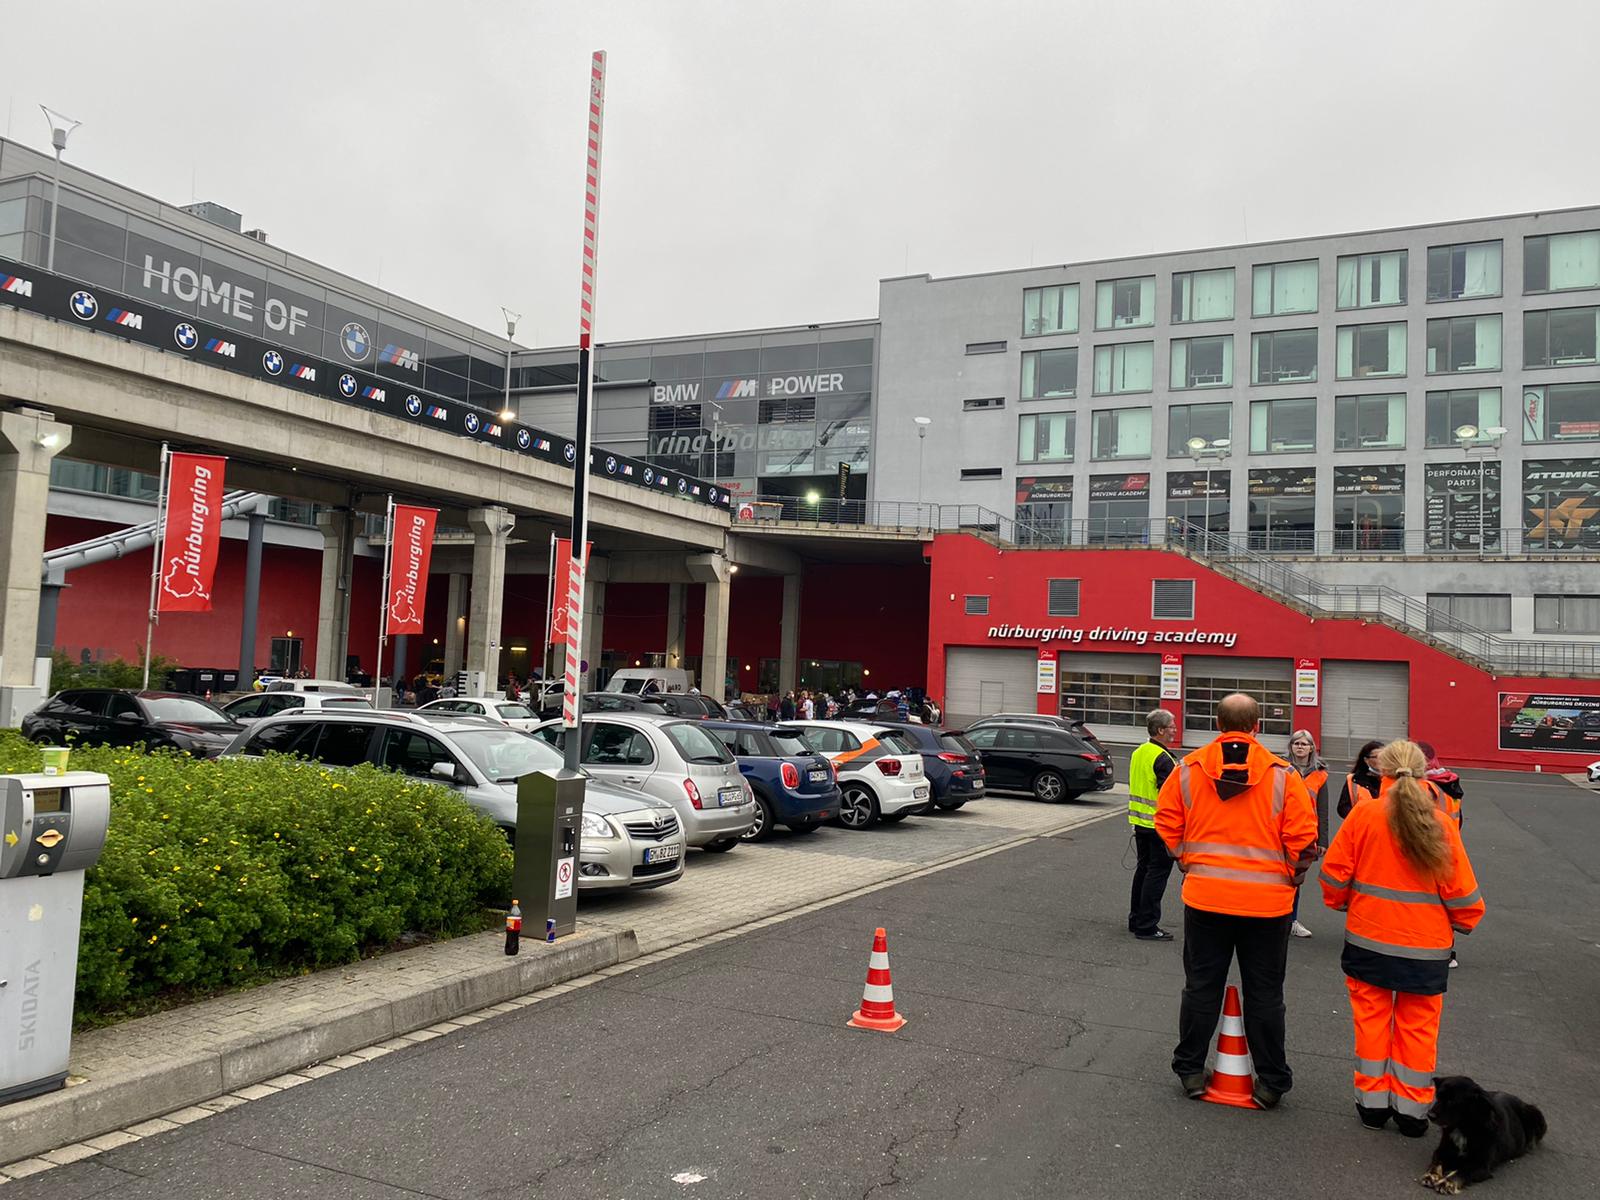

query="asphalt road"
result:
[10,772,1597,1199]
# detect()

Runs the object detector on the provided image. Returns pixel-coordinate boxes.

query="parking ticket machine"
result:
[0,772,112,1104]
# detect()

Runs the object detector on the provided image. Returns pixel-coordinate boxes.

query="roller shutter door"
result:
[1321,661,1409,763]
[1184,655,1293,750]
[1059,652,1160,740]
[944,647,1038,723]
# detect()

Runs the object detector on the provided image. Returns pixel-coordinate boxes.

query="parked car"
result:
[604,667,694,695]
[871,722,986,811]
[224,690,373,724]
[964,712,1106,756]
[223,709,685,891]
[23,689,243,758]
[959,723,1114,802]
[844,695,940,724]
[1588,759,1600,784]
[784,720,929,830]
[582,692,671,715]
[703,721,841,840]
[263,678,369,697]
[723,701,766,722]
[416,696,541,732]
[531,713,756,851]
[579,691,725,721]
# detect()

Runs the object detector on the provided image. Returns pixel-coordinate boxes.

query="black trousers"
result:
[1128,826,1174,934]
[1172,905,1294,1093]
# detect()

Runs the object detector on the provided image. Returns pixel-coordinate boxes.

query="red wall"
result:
[924,534,1600,773]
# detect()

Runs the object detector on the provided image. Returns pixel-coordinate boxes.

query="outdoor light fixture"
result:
[805,490,821,504]
[1187,436,1206,452]
[1454,423,1479,440]
[499,307,521,422]
[40,105,81,273]
[35,432,61,449]
[729,564,739,574]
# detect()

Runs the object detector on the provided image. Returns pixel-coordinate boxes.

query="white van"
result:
[603,667,695,695]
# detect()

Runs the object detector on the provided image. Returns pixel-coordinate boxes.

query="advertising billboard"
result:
[1498,692,1600,753]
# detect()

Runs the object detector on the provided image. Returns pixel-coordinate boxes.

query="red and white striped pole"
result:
[562,50,606,769]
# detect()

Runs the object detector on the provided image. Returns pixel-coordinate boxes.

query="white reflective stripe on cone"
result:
[869,952,890,970]
[862,983,895,1003]
[1219,1011,1246,1037]
[1214,1051,1253,1075]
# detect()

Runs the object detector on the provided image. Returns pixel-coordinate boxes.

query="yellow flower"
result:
[347,845,357,853]
[130,916,139,925]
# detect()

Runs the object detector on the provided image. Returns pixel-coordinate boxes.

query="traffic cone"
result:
[847,927,907,1032]
[1202,983,1257,1108]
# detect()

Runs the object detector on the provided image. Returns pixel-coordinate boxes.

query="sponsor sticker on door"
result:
[1160,653,1182,700]
[1295,659,1319,706]
[1036,648,1057,694]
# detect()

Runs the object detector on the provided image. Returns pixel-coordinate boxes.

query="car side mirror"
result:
[430,761,459,782]
[115,712,143,726]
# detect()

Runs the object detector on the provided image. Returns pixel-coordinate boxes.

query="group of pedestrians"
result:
[1127,693,1484,1133]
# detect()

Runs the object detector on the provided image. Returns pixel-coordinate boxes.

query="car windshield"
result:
[495,703,535,719]
[448,728,563,783]
[616,679,646,694]
[769,730,813,756]
[664,721,734,764]
[143,697,229,723]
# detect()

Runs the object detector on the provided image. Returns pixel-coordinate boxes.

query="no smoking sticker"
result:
[554,856,575,900]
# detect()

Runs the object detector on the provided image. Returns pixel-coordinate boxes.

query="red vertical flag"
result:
[385,505,438,635]
[157,453,227,613]
[548,538,592,642]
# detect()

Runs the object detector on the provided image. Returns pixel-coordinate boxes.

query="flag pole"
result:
[542,529,556,687]
[377,495,393,702]
[141,442,170,690]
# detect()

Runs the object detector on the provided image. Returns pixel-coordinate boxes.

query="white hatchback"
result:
[418,697,541,732]
[785,720,930,829]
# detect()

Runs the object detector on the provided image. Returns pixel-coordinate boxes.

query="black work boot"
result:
[1357,1104,1392,1130]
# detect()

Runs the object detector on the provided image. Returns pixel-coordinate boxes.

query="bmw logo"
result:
[563,443,576,463]
[464,412,480,433]
[605,455,617,475]
[516,429,531,449]
[338,373,358,398]
[174,323,199,350]
[708,488,718,503]
[69,290,98,320]
[677,478,688,494]
[262,350,284,375]
[405,394,423,416]
[644,467,655,485]
[340,321,371,362]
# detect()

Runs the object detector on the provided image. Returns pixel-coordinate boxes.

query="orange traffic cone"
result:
[1202,983,1257,1108]
[847,927,907,1032]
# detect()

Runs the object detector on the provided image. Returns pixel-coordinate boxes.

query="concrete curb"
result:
[0,926,638,1164]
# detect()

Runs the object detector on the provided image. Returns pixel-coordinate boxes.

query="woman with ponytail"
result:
[1320,740,1485,1137]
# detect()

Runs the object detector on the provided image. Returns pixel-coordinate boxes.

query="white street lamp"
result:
[913,416,932,511]
[499,308,520,422]
[40,106,81,274]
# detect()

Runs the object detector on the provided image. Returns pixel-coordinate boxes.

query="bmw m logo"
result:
[406,394,423,416]
[174,323,199,350]
[464,412,480,433]
[340,321,371,362]
[262,350,284,375]
[644,467,655,485]
[563,443,576,463]
[69,290,98,320]
[338,373,358,398]
[516,429,531,449]
[605,455,617,475]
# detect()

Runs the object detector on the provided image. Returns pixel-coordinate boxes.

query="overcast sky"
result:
[8,1,1598,347]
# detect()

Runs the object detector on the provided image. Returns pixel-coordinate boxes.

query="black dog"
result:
[1421,1075,1546,1193]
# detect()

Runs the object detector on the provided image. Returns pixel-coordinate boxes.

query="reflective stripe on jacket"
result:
[1154,733,1319,918]
[1127,740,1171,829]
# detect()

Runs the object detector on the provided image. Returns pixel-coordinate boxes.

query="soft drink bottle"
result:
[504,900,522,955]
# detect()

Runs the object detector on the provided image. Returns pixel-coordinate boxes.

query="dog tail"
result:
[1520,1100,1547,1144]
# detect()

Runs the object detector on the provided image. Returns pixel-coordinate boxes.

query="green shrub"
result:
[0,732,512,1018]
[49,651,180,693]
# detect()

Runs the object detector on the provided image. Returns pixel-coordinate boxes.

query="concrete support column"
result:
[688,554,732,703]
[665,582,686,667]
[779,574,801,695]
[466,506,514,692]
[392,634,409,689]
[583,579,606,687]
[314,507,356,680]
[237,503,267,684]
[0,410,70,724]
[36,566,66,660]
[442,572,468,678]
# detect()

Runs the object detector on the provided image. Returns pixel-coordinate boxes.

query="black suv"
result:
[959,723,1114,802]
[22,689,242,758]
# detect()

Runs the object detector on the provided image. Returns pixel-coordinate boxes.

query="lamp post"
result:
[1184,435,1231,546]
[1453,423,1508,550]
[913,415,931,521]
[40,106,81,274]
[499,308,521,423]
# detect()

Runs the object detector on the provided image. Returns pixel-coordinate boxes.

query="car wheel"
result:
[741,794,776,842]
[701,839,738,853]
[934,798,966,812]
[838,783,880,829]
[1032,769,1067,803]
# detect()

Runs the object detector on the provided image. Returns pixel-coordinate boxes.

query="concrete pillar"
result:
[779,574,801,695]
[688,554,732,703]
[0,410,70,724]
[36,565,66,659]
[392,634,409,688]
[314,507,356,680]
[237,503,267,684]
[583,579,606,688]
[665,582,686,667]
[443,572,468,678]
[466,506,514,692]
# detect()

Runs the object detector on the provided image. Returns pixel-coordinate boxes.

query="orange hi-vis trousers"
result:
[1346,977,1442,1119]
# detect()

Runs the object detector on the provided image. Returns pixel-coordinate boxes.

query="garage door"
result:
[1059,652,1160,740]
[1184,656,1293,750]
[1321,661,1409,763]
[944,647,1038,724]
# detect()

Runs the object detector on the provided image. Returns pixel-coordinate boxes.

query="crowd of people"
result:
[1129,693,1483,1135]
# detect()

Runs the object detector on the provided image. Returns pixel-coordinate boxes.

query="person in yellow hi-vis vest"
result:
[1128,708,1180,941]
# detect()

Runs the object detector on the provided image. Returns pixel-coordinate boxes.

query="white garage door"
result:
[1321,661,1409,763]
[944,647,1038,724]
[1184,656,1293,750]
[1059,652,1160,740]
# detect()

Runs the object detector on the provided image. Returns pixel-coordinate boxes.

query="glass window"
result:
[1336,322,1407,379]
[1426,594,1511,632]
[1059,670,1160,733]
[1333,465,1405,551]
[1091,408,1152,460]
[1333,393,1406,450]
[1521,383,1600,443]
[1185,668,1293,738]
[817,337,875,368]
[1251,329,1317,384]
[1092,342,1154,394]
[1534,595,1600,634]
[1166,469,1231,534]
[1018,412,1075,463]
[1252,260,1318,316]
[759,341,816,374]
[1525,231,1600,293]
[1427,241,1502,301]
[1023,284,1079,336]
[1095,276,1156,330]
[1248,468,1317,552]
[1021,347,1078,399]
[1426,314,1501,373]
[1167,402,1233,457]
[380,730,458,780]
[1336,251,1407,309]
[1425,388,1501,447]
[309,722,375,768]
[1524,307,1600,368]
[664,721,735,763]
[242,721,316,756]
[1249,398,1317,453]
[586,723,655,765]
[1086,474,1151,544]
[1171,268,1234,323]
[1424,462,1502,553]
[1169,335,1233,389]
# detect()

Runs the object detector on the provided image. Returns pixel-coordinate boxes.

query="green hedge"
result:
[0,733,513,1019]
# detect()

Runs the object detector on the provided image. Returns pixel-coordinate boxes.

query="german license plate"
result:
[807,768,829,783]
[643,843,681,864]
[971,780,985,790]
[914,785,929,800]
[718,787,745,807]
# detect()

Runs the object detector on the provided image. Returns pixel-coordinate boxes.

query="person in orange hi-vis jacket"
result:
[1156,693,1319,1109]
[1320,739,1484,1138]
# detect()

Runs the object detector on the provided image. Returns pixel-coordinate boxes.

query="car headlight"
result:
[582,812,617,839]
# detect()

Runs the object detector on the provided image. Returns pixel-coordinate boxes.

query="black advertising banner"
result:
[1016,476,1073,503]
[1523,459,1600,551]
[1248,466,1317,497]
[1088,472,1150,501]
[1166,470,1230,500]
[1333,464,1404,495]
[0,258,729,510]
[1498,692,1600,753]
[1425,462,1502,551]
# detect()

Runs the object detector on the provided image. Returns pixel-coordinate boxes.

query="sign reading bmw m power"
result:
[0,258,729,511]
